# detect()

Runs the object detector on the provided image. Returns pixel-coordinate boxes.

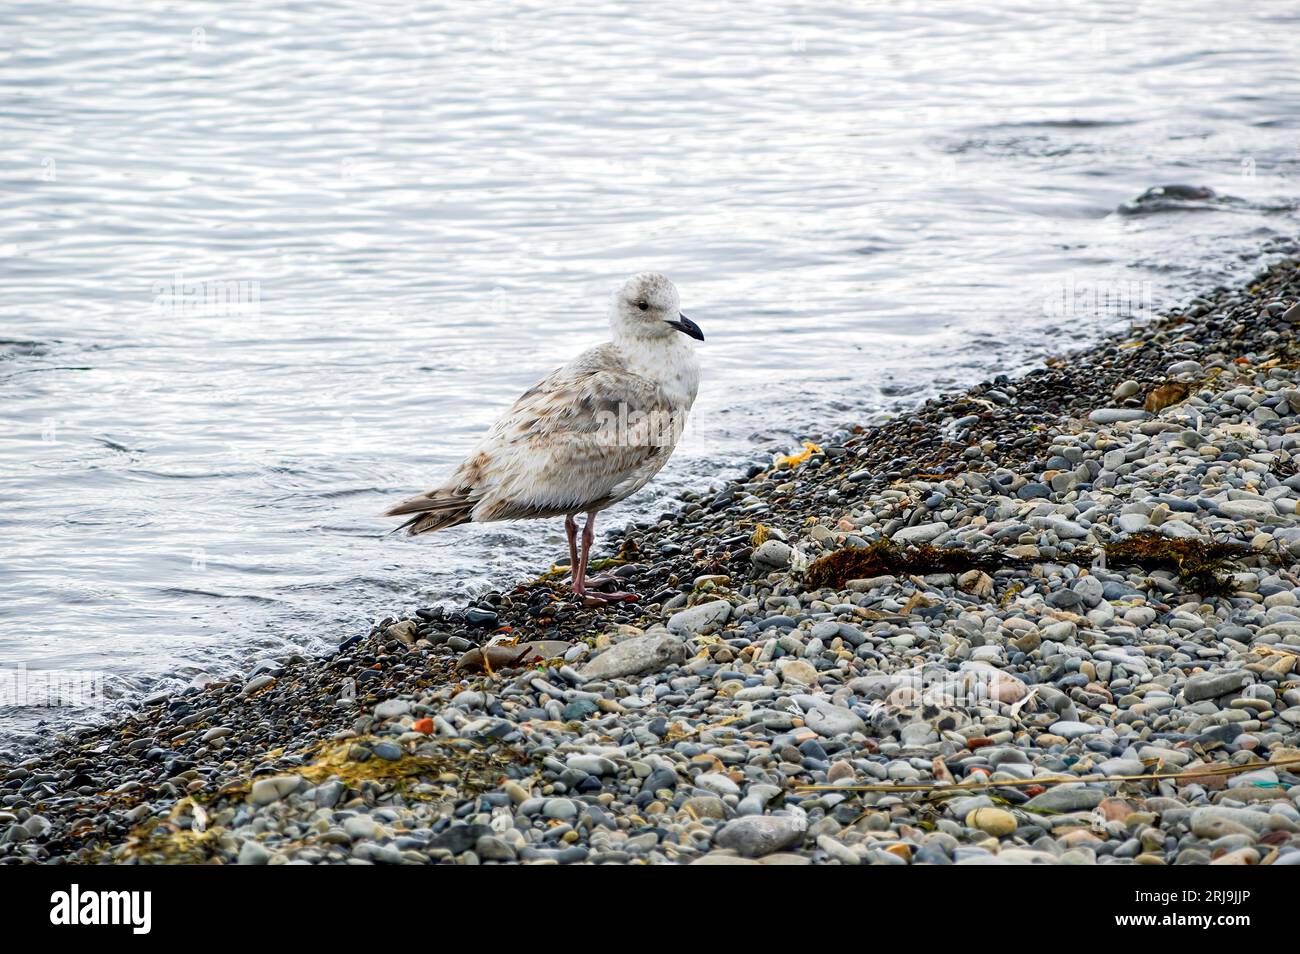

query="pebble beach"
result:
[8,250,1300,865]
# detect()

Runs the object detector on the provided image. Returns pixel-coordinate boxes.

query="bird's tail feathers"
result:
[391,508,473,535]
[384,491,478,536]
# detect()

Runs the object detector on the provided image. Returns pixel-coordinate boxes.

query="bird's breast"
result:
[657,346,701,409]
[615,337,700,410]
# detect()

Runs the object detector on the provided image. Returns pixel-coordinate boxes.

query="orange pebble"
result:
[412,718,434,735]
[885,843,912,862]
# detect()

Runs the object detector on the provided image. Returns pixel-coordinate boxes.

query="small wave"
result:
[0,338,53,359]
[945,135,1106,160]
[157,587,280,605]
[0,365,92,383]
[127,468,263,480]
[278,486,384,500]
[989,118,1140,130]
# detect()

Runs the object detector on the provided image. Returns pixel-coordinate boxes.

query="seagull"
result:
[386,272,703,602]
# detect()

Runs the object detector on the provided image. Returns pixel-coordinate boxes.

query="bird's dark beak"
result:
[667,313,704,341]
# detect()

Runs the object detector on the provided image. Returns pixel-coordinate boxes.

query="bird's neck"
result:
[614,332,700,406]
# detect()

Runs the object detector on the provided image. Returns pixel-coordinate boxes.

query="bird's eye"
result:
[637,300,648,311]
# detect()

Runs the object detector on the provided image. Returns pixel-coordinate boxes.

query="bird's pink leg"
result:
[571,510,636,603]
[565,513,611,587]
[564,514,579,581]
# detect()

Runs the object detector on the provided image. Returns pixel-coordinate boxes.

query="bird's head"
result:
[609,272,704,343]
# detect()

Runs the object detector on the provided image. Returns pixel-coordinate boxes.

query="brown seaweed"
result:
[1103,531,1249,596]
[803,539,1045,591]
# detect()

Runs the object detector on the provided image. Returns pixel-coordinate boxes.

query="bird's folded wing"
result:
[505,359,664,438]
[387,346,681,523]
[467,353,678,518]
